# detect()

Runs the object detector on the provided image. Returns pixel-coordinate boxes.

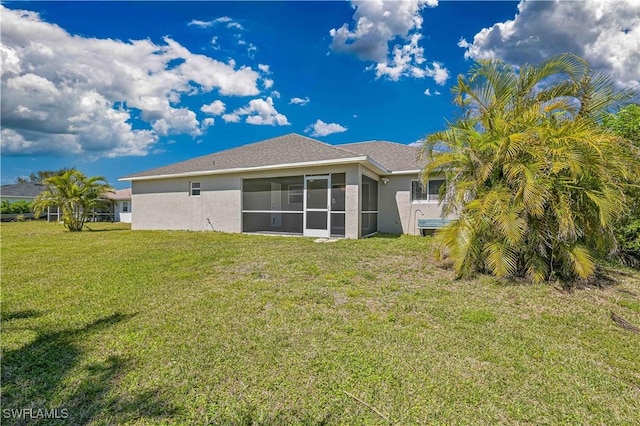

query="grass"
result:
[1,221,639,425]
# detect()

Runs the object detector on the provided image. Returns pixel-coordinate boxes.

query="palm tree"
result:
[33,169,115,232]
[421,54,638,283]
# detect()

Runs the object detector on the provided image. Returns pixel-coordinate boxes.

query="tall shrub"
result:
[421,54,638,282]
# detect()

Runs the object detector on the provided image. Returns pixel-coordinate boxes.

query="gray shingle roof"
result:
[0,183,46,198]
[338,141,423,172]
[122,133,422,180]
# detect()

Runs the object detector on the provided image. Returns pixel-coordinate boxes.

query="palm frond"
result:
[483,241,518,278]
[565,244,596,279]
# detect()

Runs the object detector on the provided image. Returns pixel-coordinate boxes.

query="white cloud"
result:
[0,5,264,157]
[424,88,431,96]
[189,17,243,30]
[211,36,220,50]
[226,97,289,126]
[221,113,241,123]
[227,22,244,30]
[188,19,214,28]
[247,43,257,59]
[434,90,441,96]
[305,119,348,137]
[427,62,448,85]
[172,47,260,96]
[263,78,274,89]
[271,90,281,99]
[201,100,226,115]
[1,89,158,158]
[330,0,447,84]
[214,17,243,30]
[258,64,271,74]
[372,35,449,83]
[151,107,201,137]
[460,0,640,89]
[330,0,437,62]
[202,117,215,128]
[289,97,310,106]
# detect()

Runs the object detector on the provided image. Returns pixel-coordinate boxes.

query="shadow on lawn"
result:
[83,226,129,233]
[1,309,42,322]
[1,312,180,425]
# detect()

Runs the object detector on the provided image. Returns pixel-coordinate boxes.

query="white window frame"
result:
[288,184,303,204]
[122,201,129,212]
[411,179,445,203]
[190,181,201,197]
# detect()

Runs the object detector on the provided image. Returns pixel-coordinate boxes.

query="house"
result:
[120,133,451,238]
[1,183,46,220]
[0,182,45,203]
[106,188,132,223]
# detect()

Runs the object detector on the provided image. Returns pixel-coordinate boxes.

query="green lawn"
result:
[2,222,639,425]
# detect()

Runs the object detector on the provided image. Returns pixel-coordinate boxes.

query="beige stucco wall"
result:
[131,166,452,237]
[132,174,241,232]
[131,164,362,238]
[378,174,452,235]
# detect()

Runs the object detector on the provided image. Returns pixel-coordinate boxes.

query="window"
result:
[411,179,444,202]
[190,181,201,197]
[122,201,129,212]
[288,184,303,204]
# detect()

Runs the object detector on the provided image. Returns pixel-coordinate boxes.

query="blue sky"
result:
[2,1,638,188]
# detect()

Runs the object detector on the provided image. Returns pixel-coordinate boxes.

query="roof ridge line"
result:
[293,132,375,158]
[340,140,408,146]
[327,143,364,157]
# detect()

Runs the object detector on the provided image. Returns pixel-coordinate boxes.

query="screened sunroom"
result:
[241,172,377,238]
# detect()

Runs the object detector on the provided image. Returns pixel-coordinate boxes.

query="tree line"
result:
[15,168,76,184]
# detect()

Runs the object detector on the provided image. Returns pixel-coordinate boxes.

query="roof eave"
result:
[386,169,422,175]
[120,156,390,182]
[358,156,388,175]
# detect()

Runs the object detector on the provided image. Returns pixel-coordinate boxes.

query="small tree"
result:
[32,169,115,232]
[421,54,638,283]
[603,104,640,266]
[603,104,640,143]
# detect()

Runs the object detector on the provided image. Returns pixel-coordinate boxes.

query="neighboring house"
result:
[120,133,452,238]
[106,188,132,223]
[0,183,46,220]
[0,183,45,203]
